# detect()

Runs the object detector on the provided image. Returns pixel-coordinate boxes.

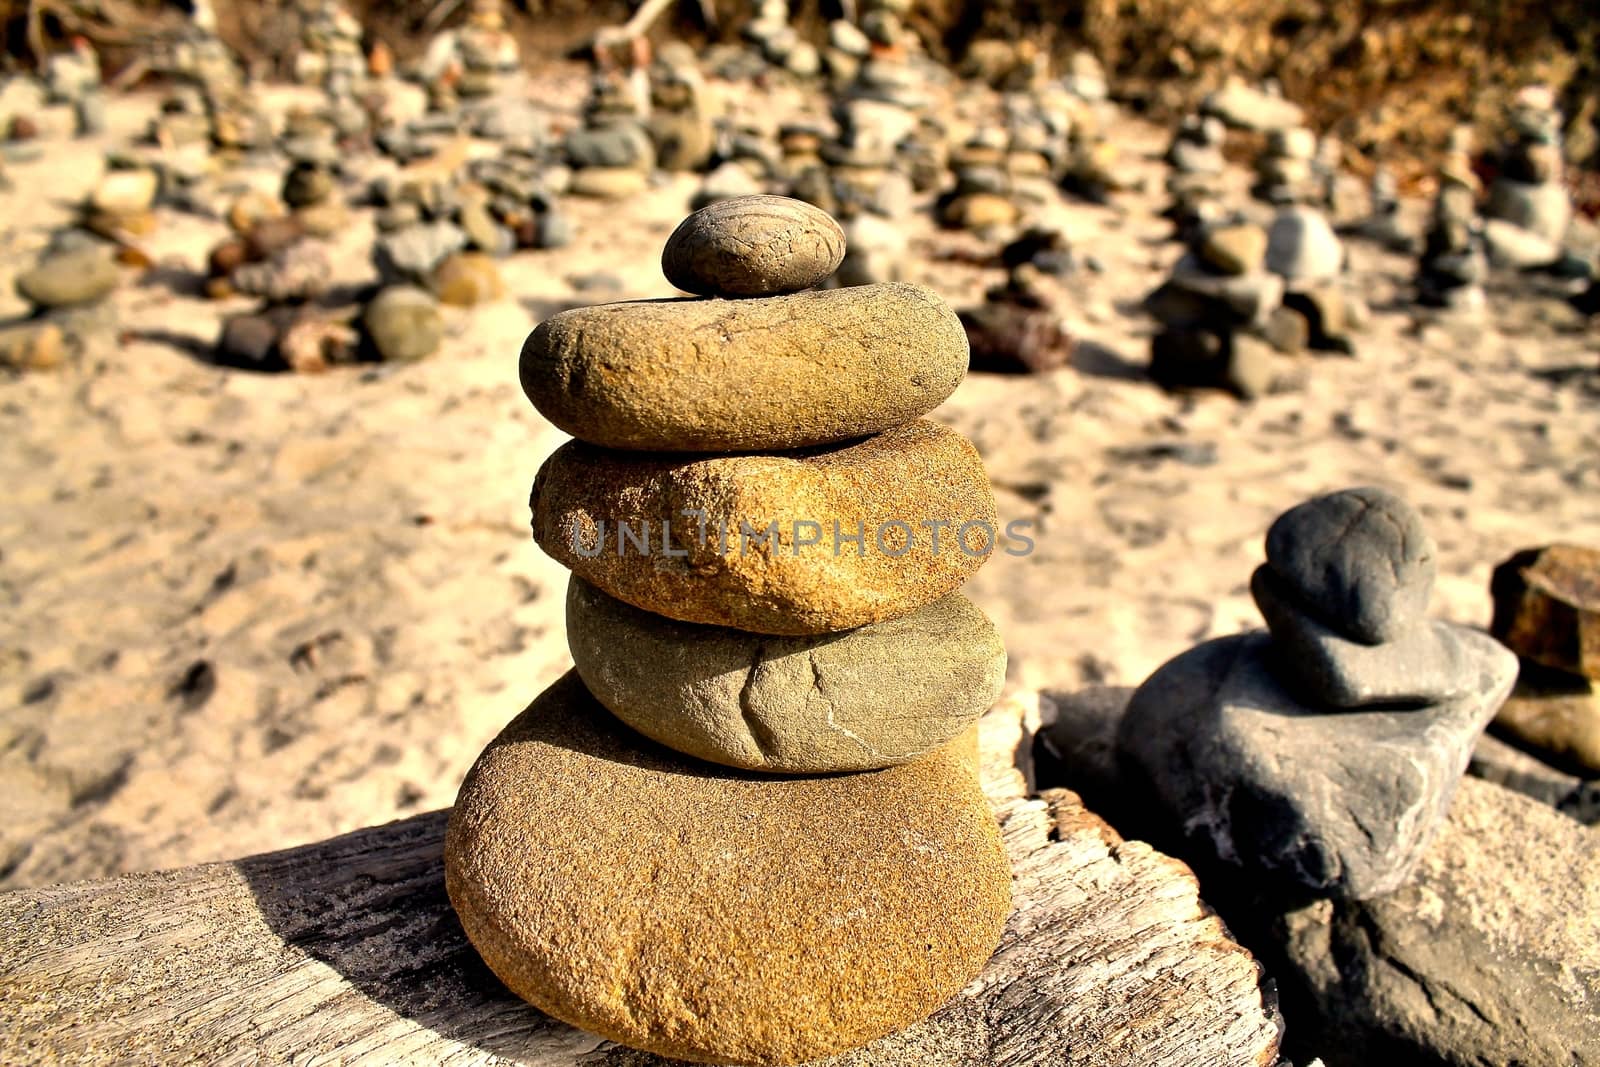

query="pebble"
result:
[567,579,1006,772]
[429,252,504,307]
[1199,224,1268,276]
[89,169,158,217]
[1265,486,1437,645]
[568,165,649,200]
[363,286,444,363]
[531,419,998,634]
[1265,205,1343,284]
[661,195,845,298]
[520,282,968,452]
[445,672,1010,1065]
[15,247,118,309]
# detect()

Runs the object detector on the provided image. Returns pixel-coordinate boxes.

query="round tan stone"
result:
[531,419,999,634]
[567,577,1006,772]
[519,282,968,452]
[444,672,1012,1066]
[661,194,846,297]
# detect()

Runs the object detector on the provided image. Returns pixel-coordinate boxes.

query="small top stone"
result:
[661,194,846,297]
[1265,486,1437,645]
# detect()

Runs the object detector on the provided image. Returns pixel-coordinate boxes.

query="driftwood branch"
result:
[0,696,1282,1066]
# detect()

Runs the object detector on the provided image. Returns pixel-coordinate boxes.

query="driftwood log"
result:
[0,695,1282,1066]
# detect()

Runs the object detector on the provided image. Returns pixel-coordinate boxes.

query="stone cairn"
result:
[1416,128,1488,311]
[1484,85,1572,266]
[1118,487,1517,900]
[1490,545,1600,776]
[1144,219,1285,398]
[444,195,1013,1064]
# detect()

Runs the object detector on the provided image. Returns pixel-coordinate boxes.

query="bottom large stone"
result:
[444,672,1013,1066]
[1116,631,1517,900]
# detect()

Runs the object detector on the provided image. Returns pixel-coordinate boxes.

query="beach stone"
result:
[89,168,158,217]
[521,282,967,452]
[444,672,1011,1066]
[1470,731,1600,824]
[378,221,467,283]
[565,123,654,170]
[1253,565,1477,708]
[1203,82,1304,132]
[1281,287,1351,350]
[1486,178,1571,244]
[16,247,118,309]
[1200,224,1268,276]
[1490,544,1600,679]
[0,321,65,371]
[1117,630,1518,899]
[1265,486,1437,645]
[1492,663,1600,775]
[231,242,331,303]
[363,286,443,363]
[1268,777,1600,1066]
[568,165,649,200]
[1266,205,1343,284]
[1168,257,1285,326]
[567,578,1006,772]
[1483,218,1561,269]
[1263,305,1310,354]
[430,252,504,307]
[531,418,997,634]
[661,195,845,298]
[690,161,765,211]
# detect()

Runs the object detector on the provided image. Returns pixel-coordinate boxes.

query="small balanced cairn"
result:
[446,195,1012,1064]
[1118,487,1517,899]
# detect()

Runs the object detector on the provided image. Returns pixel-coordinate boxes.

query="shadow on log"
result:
[0,695,1283,1066]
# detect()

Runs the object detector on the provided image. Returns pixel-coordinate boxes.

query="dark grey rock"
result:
[1116,631,1518,899]
[1470,732,1600,825]
[1168,256,1285,326]
[1252,565,1478,709]
[1265,487,1437,645]
[1270,777,1600,1067]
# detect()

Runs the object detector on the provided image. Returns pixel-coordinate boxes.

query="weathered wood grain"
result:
[0,694,1282,1066]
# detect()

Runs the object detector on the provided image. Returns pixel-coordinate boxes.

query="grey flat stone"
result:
[1252,565,1477,709]
[1116,631,1517,899]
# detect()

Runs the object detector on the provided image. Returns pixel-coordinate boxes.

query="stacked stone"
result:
[1349,163,1417,253]
[1252,125,1319,204]
[1119,487,1518,900]
[1416,146,1488,311]
[1163,114,1227,242]
[445,195,1012,1064]
[291,0,364,91]
[1144,220,1285,398]
[564,74,656,201]
[454,0,521,98]
[1484,85,1572,265]
[43,37,105,137]
[936,127,1025,233]
[1489,545,1600,776]
[646,46,715,173]
[742,0,821,78]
